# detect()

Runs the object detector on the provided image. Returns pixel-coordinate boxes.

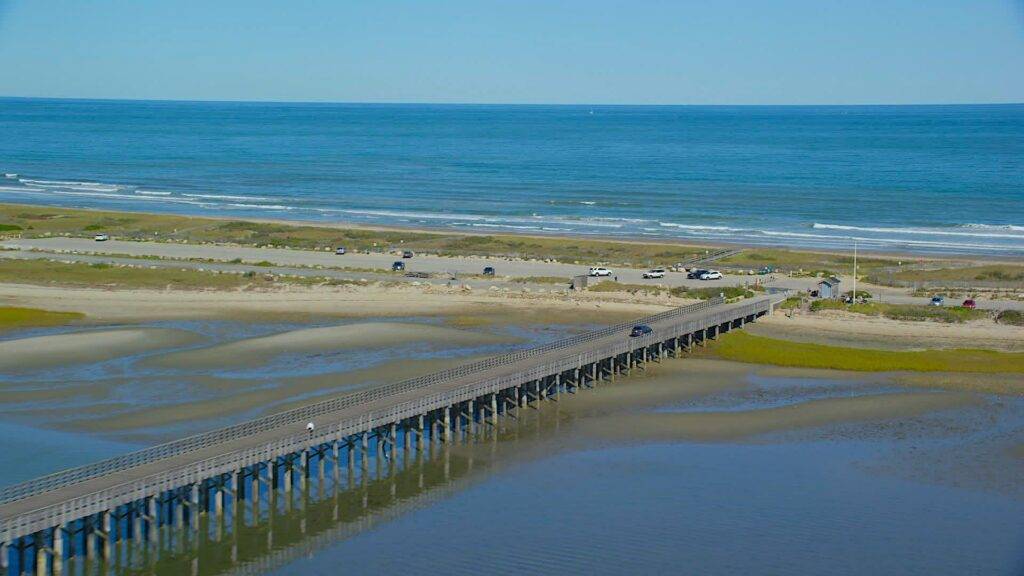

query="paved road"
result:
[0,296,765,529]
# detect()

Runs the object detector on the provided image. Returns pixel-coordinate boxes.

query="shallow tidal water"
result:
[2,321,1024,574]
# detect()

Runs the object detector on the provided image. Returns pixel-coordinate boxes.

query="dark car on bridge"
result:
[392,261,405,271]
[630,325,653,337]
[483,266,496,276]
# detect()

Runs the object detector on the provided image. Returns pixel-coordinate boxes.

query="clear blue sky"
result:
[0,0,1022,104]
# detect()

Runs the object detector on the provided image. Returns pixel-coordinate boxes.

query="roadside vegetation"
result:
[670,285,756,300]
[881,265,1024,284]
[0,202,941,273]
[511,276,570,285]
[996,310,1024,326]
[808,300,989,323]
[717,249,891,276]
[0,306,84,331]
[587,281,666,295]
[0,203,719,267]
[709,331,1024,373]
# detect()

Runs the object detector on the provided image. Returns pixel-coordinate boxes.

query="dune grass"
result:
[587,281,665,295]
[0,306,84,330]
[709,331,1024,373]
[511,276,570,285]
[0,259,260,290]
[809,299,989,323]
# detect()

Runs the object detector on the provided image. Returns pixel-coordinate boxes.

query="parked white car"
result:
[699,270,723,280]
[588,267,613,277]
[93,234,109,242]
[642,268,666,279]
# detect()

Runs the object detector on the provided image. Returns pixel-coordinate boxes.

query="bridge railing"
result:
[2,298,770,540]
[0,296,727,506]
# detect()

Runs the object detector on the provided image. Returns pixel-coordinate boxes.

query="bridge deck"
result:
[0,296,770,540]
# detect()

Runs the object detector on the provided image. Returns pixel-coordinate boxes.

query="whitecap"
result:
[813,222,1024,239]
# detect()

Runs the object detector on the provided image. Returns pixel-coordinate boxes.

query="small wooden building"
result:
[817,277,841,299]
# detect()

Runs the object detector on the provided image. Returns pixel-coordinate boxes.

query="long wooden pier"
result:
[0,295,774,574]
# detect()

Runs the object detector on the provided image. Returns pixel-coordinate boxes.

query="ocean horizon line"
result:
[1,95,1022,108]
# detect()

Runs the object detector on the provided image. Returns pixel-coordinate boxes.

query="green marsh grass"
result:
[710,331,1024,373]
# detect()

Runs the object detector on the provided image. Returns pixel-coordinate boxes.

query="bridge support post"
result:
[189,484,199,531]
[361,433,369,471]
[416,415,425,452]
[34,531,47,576]
[146,497,157,544]
[0,542,6,572]
[346,441,355,488]
[554,374,561,398]
[53,526,65,576]
[443,407,451,443]
[467,400,476,435]
[101,511,113,560]
[251,467,262,520]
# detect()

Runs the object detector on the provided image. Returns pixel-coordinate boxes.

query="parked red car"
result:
[962,299,976,309]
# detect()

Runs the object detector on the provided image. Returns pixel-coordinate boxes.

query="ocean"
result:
[1,98,1022,256]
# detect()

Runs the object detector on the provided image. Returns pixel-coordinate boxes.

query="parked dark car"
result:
[402,250,414,258]
[334,246,347,255]
[687,269,709,279]
[392,261,405,271]
[630,325,653,337]
[962,299,977,309]
[482,266,496,276]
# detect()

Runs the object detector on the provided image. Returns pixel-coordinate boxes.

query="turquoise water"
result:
[1,99,1022,255]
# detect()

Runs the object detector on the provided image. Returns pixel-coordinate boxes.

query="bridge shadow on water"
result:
[47,404,570,576]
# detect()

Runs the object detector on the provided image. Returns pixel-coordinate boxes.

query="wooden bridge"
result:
[0,295,775,575]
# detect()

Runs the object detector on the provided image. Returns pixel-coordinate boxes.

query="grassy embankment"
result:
[0,202,938,273]
[0,204,717,266]
[881,265,1024,284]
[0,259,372,291]
[808,299,989,323]
[717,249,894,277]
[580,281,758,301]
[0,306,84,331]
[709,331,1024,374]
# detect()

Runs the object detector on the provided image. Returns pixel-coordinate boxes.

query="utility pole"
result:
[852,240,858,303]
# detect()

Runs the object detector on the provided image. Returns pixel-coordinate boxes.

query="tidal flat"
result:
[4,338,1019,569]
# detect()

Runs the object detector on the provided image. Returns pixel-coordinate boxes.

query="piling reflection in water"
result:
[5,394,570,576]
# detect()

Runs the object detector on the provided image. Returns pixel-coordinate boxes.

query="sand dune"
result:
[145,322,513,369]
[0,328,197,372]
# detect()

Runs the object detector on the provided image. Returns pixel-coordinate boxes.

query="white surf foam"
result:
[182,193,274,202]
[226,203,295,210]
[813,222,1024,239]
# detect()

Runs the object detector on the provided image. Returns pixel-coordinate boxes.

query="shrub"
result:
[996,310,1024,326]
[779,296,803,310]
[0,224,22,232]
[671,286,754,300]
